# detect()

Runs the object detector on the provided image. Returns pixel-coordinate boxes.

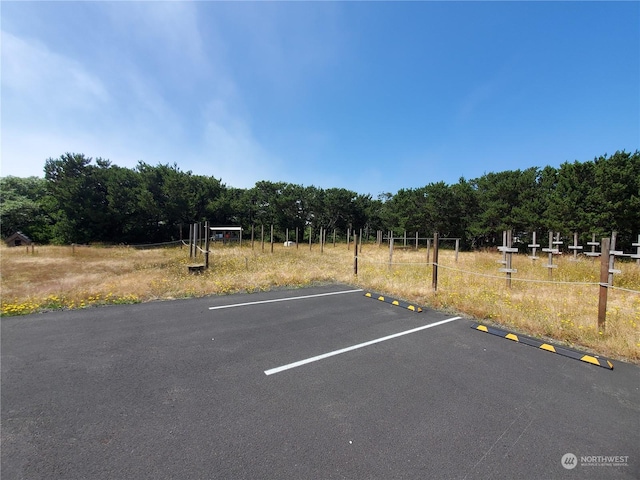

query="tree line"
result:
[1,150,638,250]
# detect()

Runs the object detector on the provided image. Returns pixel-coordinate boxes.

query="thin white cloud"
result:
[1,30,112,176]
[1,2,207,176]
[217,2,347,94]
[0,2,346,188]
[1,30,109,117]
[198,98,284,188]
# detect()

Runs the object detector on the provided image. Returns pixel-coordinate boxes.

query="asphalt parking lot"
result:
[2,284,639,479]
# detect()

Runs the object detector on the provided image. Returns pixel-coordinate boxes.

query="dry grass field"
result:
[1,242,639,363]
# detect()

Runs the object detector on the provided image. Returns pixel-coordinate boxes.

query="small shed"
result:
[210,226,243,246]
[5,231,33,247]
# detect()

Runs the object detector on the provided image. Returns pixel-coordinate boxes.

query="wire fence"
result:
[355,256,640,293]
[128,240,182,249]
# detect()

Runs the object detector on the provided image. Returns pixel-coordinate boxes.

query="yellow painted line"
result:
[392,300,399,306]
[365,293,372,298]
[378,296,385,301]
[607,361,614,369]
[407,305,415,311]
[540,344,556,353]
[477,325,488,332]
[505,333,519,342]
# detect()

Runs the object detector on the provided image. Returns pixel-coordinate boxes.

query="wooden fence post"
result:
[251,225,255,250]
[598,237,610,332]
[432,233,439,291]
[388,231,394,269]
[543,231,558,280]
[296,227,299,249]
[204,221,210,269]
[608,231,618,286]
[506,230,512,288]
[194,222,199,257]
[586,233,600,260]
[261,225,264,252]
[187,225,191,258]
[189,224,194,258]
[632,234,640,266]
[497,230,508,269]
[194,223,198,257]
[568,231,583,260]
[528,231,540,261]
[498,230,518,288]
[270,225,274,253]
[353,234,358,275]
[309,226,312,251]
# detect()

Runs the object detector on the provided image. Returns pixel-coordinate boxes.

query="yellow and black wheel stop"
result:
[364,292,422,312]
[472,323,613,370]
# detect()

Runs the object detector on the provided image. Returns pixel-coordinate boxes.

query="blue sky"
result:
[2,1,638,197]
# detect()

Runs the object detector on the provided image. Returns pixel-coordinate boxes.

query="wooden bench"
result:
[187,264,206,274]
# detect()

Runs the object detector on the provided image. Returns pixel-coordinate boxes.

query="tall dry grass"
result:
[1,242,638,362]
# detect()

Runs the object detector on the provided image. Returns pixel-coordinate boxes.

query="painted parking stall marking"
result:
[265,316,462,375]
[209,289,363,311]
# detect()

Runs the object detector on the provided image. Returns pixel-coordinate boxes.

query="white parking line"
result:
[208,289,363,311]
[264,316,462,375]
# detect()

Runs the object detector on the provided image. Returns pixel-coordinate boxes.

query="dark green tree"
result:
[0,176,52,242]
